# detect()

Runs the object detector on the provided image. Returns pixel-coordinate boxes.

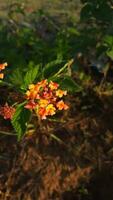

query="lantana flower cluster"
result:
[25,79,69,119]
[0,103,15,119]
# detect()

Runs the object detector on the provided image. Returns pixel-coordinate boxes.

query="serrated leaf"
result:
[9,68,24,86]
[43,59,64,78]
[11,102,31,140]
[21,65,40,90]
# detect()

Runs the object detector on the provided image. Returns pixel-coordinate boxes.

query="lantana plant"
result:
[0,59,81,139]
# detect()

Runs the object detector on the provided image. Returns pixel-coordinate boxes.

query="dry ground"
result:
[0,0,81,20]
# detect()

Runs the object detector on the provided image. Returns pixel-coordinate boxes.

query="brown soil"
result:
[0,88,113,200]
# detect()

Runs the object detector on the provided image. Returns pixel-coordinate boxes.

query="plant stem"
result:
[53,59,74,78]
[0,130,16,136]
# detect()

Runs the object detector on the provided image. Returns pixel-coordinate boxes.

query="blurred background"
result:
[0,0,81,18]
[0,0,113,86]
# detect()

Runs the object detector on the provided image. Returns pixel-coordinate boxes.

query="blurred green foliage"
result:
[0,0,113,138]
[0,0,112,84]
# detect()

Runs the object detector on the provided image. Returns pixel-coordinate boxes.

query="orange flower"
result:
[38,107,47,119]
[56,100,68,110]
[49,81,59,90]
[33,80,47,93]
[38,79,48,89]
[30,90,38,99]
[56,89,67,98]
[0,62,8,70]
[0,73,4,79]
[34,84,41,92]
[0,62,8,79]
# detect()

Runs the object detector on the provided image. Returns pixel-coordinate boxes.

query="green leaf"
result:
[43,59,64,78]
[104,36,113,48]
[80,3,93,21]
[51,76,82,93]
[11,102,31,140]
[60,76,83,93]
[21,65,40,90]
[72,63,79,71]
[9,68,24,86]
[67,27,80,36]
[107,50,113,60]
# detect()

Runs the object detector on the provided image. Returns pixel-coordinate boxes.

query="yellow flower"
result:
[56,89,67,98]
[26,90,37,99]
[46,104,56,116]
[26,90,31,98]
[49,81,59,90]
[28,84,35,90]
[39,99,49,107]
